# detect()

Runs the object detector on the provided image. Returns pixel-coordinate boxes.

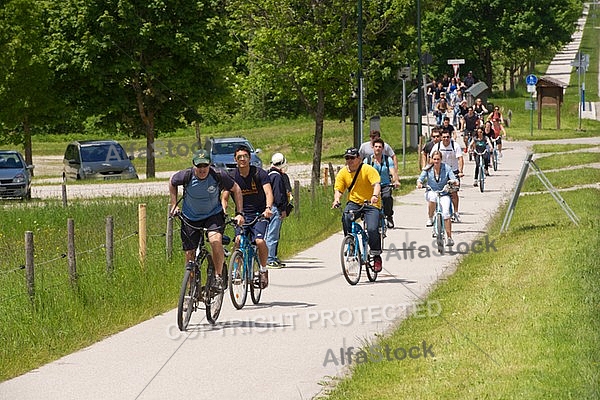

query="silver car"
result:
[0,150,33,200]
[63,140,138,181]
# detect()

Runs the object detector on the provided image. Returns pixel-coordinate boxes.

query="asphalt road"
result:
[1,139,534,399]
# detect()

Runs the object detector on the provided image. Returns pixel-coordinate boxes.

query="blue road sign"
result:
[526,74,538,86]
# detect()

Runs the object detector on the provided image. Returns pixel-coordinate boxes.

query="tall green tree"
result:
[46,0,233,177]
[0,0,65,169]
[229,0,410,188]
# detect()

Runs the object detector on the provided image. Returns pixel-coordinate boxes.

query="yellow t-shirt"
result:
[334,164,381,208]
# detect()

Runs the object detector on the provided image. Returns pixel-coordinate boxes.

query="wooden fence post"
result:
[61,181,68,207]
[138,204,147,266]
[166,204,173,260]
[323,167,329,187]
[67,218,78,286]
[25,231,34,300]
[105,216,114,275]
[293,180,300,219]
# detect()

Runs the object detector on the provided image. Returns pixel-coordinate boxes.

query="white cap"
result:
[271,152,286,167]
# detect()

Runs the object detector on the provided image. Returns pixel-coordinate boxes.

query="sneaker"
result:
[426,218,433,227]
[212,275,224,292]
[485,169,490,176]
[267,262,282,269]
[498,152,503,158]
[386,217,395,229]
[432,230,437,238]
[453,212,461,223]
[275,259,286,268]
[259,270,269,289]
[373,255,382,272]
[473,181,478,187]
[446,237,455,247]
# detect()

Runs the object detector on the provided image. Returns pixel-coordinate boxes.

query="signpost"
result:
[571,52,589,130]
[526,74,537,136]
[447,58,465,78]
[398,66,411,171]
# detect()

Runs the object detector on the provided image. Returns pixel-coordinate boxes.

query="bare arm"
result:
[263,182,274,218]
[168,178,179,215]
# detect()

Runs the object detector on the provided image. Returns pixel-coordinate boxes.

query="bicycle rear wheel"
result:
[366,258,378,282]
[492,149,498,171]
[177,267,199,331]
[250,255,262,304]
[341,235,361,285]
[229,249,247,310]
[206,259,227,325]
[435,214,445,253]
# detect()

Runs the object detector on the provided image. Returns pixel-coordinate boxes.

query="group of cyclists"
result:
[168,92,506,292]
[169,146,292,294]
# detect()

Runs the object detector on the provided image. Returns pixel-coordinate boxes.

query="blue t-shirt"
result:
[364,155,394,186]
[232,166,271,215]
[170,167,235,221]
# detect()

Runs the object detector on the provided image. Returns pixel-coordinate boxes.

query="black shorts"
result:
[181,213,225,251]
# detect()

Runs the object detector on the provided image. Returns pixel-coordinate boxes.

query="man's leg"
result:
[265,207,282,265]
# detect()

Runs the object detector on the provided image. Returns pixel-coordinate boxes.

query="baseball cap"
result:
[271,152,286,167]
[192,149,210,166]
[344,148,359,158]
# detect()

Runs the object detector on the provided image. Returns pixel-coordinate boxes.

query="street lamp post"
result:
[357,0,364,145]
[416,0,423,145]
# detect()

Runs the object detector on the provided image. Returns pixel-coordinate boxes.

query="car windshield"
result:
[80,144,128,162]
[0,154,23,169]
[212,141,253,155]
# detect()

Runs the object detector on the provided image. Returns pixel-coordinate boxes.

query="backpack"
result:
[366,154,390,171]
[268,168,293,215]
[435,140,455,152]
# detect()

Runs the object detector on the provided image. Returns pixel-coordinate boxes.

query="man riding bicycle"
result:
[332,148,383,272]
[169,150,245,291]
[223,145,274,289]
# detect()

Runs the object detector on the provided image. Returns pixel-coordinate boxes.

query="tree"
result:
[0,0,66,169]
[45,0,233,177]
[229,0,410,188]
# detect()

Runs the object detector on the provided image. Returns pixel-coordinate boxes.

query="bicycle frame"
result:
[474,148,488,192]
[427,185,453,253]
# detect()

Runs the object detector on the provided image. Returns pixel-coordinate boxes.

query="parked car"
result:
[63,140,138,181]
[0,150,33,200]
[204,137,262,174]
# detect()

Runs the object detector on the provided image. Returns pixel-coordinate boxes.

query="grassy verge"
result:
[323,173,599,399]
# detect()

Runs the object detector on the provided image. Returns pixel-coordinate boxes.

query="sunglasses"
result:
[442,136,450,139]
[235,154,250,160]
[195,163,209,168]
[432,135,440,138]
[345,156,357,160]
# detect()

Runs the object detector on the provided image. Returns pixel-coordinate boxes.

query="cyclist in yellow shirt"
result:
[332,147,383,271]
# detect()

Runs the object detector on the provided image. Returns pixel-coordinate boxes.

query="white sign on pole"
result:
[446,59,465,65]
[527,84,536,93]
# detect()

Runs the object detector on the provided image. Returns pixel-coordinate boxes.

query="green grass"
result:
[532,143,596,153]
[533,151,600,170]
[522,168,600,191]
[323,188,600,399]
[0,187,340,381]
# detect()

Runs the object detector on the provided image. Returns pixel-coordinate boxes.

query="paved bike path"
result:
[1,140,531,399]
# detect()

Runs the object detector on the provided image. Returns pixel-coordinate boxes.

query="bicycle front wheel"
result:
[177,267,199,331]
[229,249,247,310]
[206,259,226,325]
[341,235,361,285]
[479,162,485,193]
[435,215,445,253]
[492,150,498,171]
[250,255,262,304]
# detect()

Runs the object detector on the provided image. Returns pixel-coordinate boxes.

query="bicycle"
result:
[473,148,488,193]
[427,184,456,253]
[228,214,266,309]
[339,202,386,285]
[173,213,234,330]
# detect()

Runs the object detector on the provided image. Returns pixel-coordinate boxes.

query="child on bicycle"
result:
[416,150,459,247]
[332,147,383,272]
